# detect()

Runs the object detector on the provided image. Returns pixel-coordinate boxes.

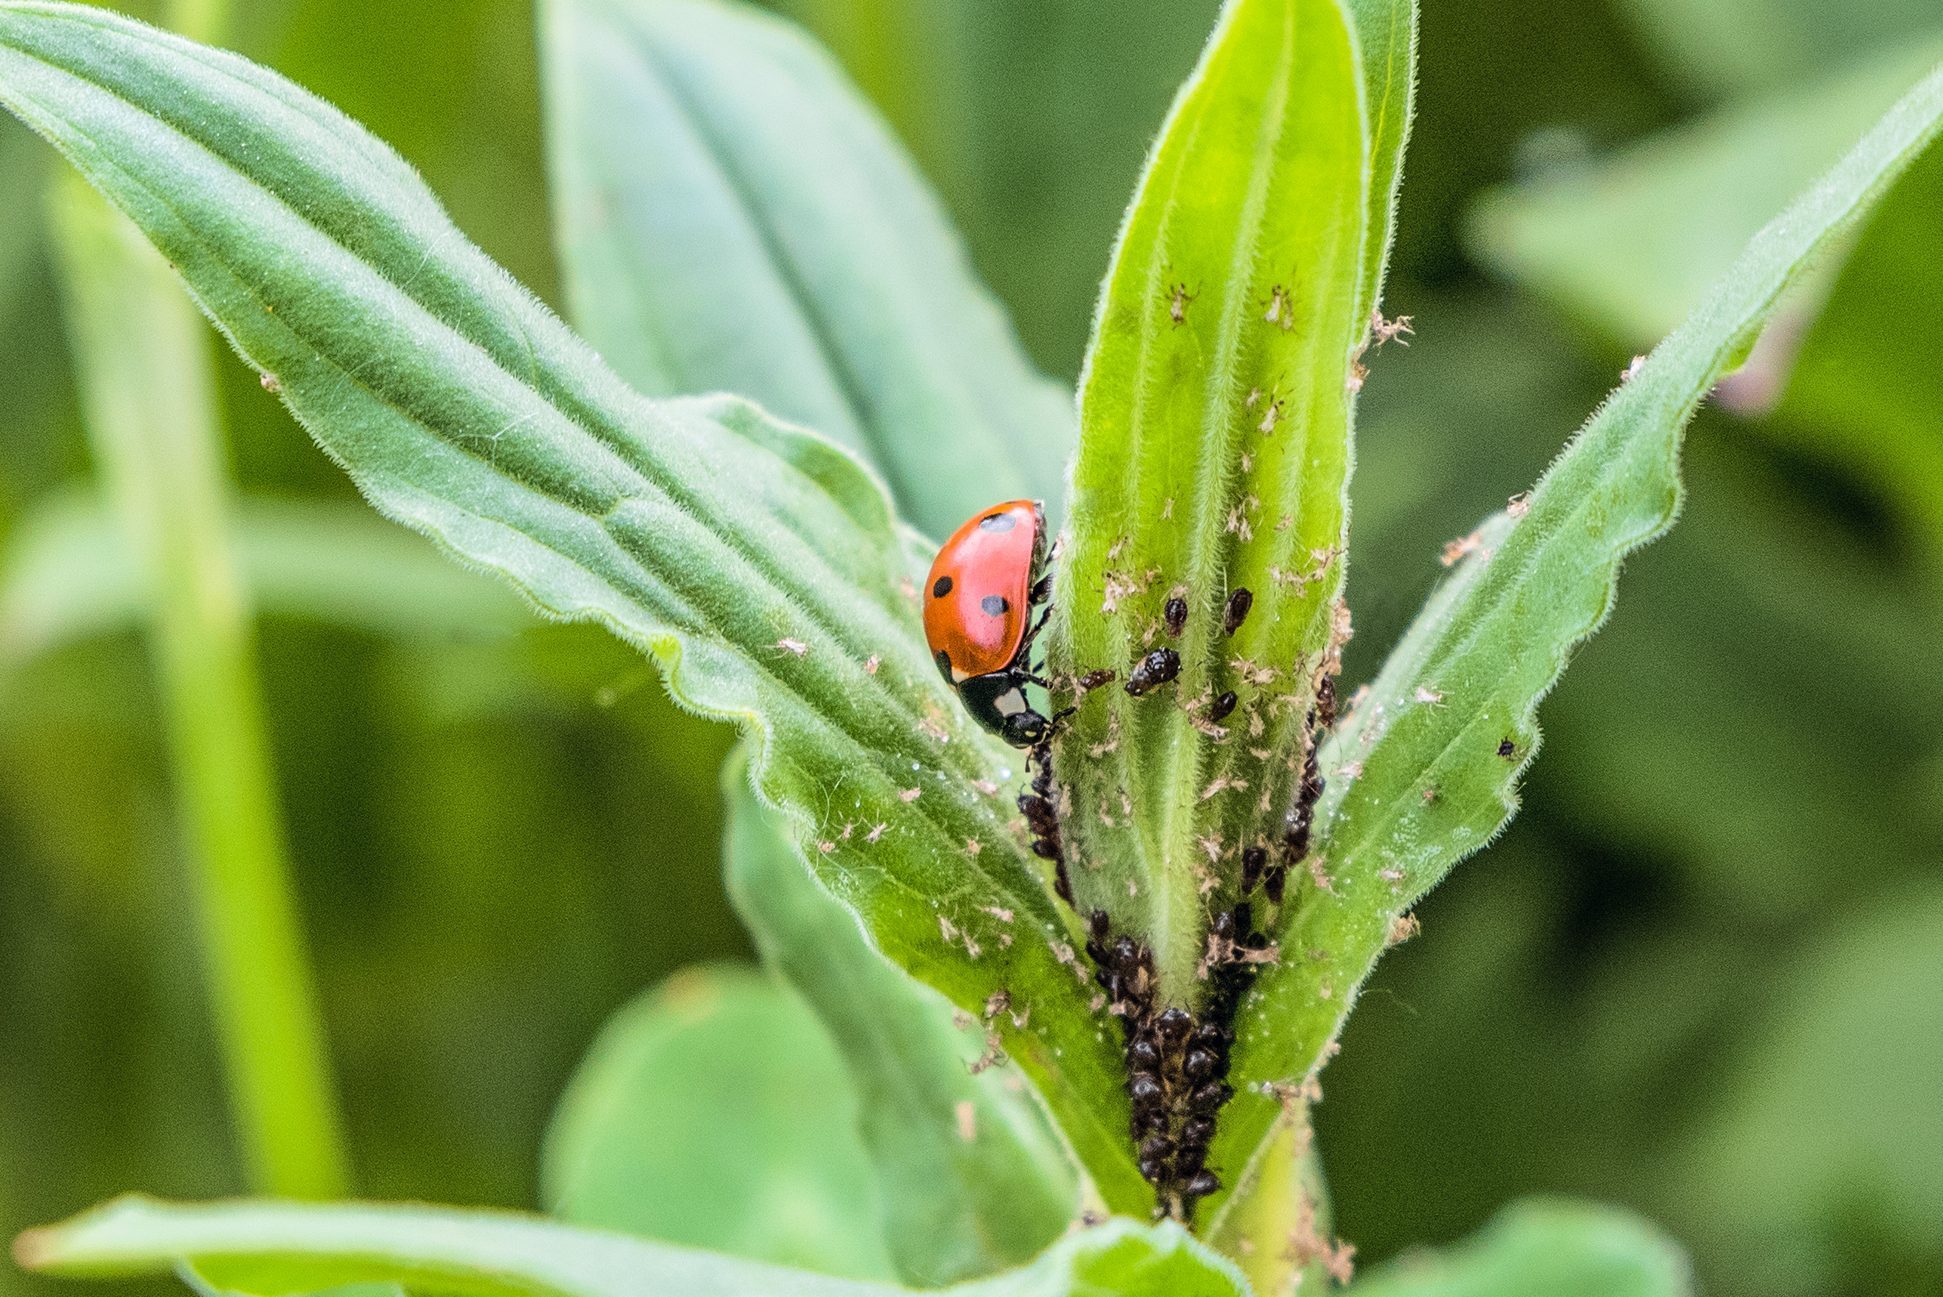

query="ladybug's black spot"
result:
[978,512,1017,532]
[935,649,954,675]
[981,595,1009,617]
[932,575,954,598]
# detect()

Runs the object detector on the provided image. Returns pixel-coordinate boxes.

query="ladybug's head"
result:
[958,671,1051,750]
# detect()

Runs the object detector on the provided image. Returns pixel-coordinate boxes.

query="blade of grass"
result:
[48,172,348,1198]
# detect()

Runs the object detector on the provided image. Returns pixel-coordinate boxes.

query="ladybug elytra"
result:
[923,499,1056,748]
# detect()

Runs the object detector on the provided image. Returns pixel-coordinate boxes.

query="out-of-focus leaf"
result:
[1614,0,1941,99]
[1775,145,1943,576]
[541,0,1071,538]
[16,1197,1249,1297]
[1214,60,1943,1226]
[1050,0,1368,1002]
[0,492,531,664]
[1470,38,1943,350]
[723,753,1077,1286]
[1345,1200,1691,1297]
[1678,887,1943,1295]
[1535,434,1943,922]
[0,3,1139,1208]
[543,965,894,1280]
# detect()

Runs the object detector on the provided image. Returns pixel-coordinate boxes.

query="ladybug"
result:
[924,499,1057,748]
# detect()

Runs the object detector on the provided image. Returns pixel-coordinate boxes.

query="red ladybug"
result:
[924,499,1056,748]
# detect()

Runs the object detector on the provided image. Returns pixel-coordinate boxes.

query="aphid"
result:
[1497,738,1518,758]
[1189,1081,1233,1111]
[1163,595,1188,637]
[1154,1007,1193,1044]
[924,500,1059,748]
[1222,587,1253,635]
[1077,668,1117,693]
[1240,846,1267,894]
[1168,282,1196,325]
[1264,284,1293,330]
[1208,691,1238,723]
[1124,648,1182,698]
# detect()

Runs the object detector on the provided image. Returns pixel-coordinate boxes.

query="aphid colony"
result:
[925,497,1343,1222]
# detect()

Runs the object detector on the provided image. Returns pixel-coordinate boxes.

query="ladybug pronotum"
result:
[923,499,1056,748]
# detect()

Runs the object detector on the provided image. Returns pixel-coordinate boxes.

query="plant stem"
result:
[49,174,350,1199]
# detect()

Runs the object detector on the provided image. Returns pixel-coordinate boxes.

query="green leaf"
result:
[0,1,1136,1208]
[1679,887,1943,1291]
[0,492,531,664]
[1345,0,1416,326]
[1049,0,1369,1003]
[543,964,895,1280]
[1344,1200,1691,1297]
[1775,144,1943,575]
[540,0,1072,539]
[1613,0,1941,99]
[14,1198,1249,1297]
[723,752,1077,1286]
[1213,57,1943,1231]
[1477,43,1943,577]
[1469,38,1943,351]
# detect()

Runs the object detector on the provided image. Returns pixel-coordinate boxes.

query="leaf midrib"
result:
[1150,1,1302,1001]
[613,6,878,452]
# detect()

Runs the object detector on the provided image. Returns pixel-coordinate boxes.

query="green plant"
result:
[1,0,1938,1293]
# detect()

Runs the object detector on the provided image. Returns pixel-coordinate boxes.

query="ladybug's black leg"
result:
[1029,573,1054,606]
[1019,602,1054,655]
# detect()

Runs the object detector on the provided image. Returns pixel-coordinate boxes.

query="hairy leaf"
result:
[1345,0,1415,326]
[1049,0,1368,1003]
[0,492,531,663]
[723,754,1078,1285]
[543,965,894,1279]
[0,1,1138,1208]
[1344,1200,1691,1297]
[541,0,1072,538]
[1211,60,1943,1224]
[14,1198,1248,1297]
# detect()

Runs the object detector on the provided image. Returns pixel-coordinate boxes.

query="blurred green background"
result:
[2,2,1940,1296]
